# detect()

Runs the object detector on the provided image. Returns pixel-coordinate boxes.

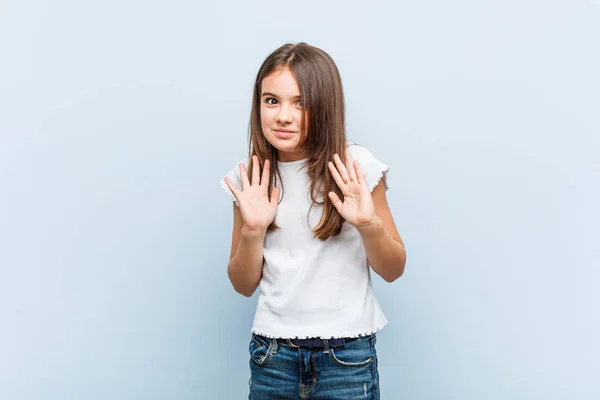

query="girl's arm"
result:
[328,153,406,283]
[356,180,406,282]
[227,203,266,297]
[223,157,279,297]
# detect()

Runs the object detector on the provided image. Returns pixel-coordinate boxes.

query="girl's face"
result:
[260,67,307,162]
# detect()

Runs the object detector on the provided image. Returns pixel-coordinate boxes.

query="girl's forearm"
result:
[356,217,406,282]
[228,227,266,297]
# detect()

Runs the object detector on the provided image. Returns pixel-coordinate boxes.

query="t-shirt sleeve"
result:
[219,157,249,207]
[347,143,389,192]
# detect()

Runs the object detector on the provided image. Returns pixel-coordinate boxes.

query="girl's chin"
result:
[266,137,298,149]
[267,143,304,159]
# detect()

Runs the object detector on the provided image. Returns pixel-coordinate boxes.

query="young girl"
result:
[220,42,406,400]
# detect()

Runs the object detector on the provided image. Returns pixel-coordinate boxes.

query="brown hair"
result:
[246,42,347,240]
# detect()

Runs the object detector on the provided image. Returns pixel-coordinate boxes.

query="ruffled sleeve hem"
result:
[369,164,389,192]
[346,141,390,192]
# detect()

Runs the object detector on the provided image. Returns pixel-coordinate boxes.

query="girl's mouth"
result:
[274,129,296,139]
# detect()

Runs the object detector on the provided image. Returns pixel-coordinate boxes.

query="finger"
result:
[251,155,260,186]
[270,186,280,206]
[328,161,349,194]
[354,160,367,187]
[261,159,270,187]
[328,191,343,212]
[333,154,350,183]
[223,176,241,202]
[346,152,357,182]
[239,162,250,190]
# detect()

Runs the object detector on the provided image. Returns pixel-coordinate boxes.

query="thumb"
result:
[328,191,343,212]
[270,187,280,206]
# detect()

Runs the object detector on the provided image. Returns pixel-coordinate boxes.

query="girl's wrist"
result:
[354,216,382,233]
[241,224,268,237]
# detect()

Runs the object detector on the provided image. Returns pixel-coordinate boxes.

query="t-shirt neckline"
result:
[278,157,309,167]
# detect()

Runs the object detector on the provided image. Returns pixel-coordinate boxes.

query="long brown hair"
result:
[247,42,347,240]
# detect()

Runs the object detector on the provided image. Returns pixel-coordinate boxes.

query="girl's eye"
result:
[264,98,302,106]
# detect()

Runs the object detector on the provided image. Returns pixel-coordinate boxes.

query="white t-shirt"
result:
[219,141,389,339]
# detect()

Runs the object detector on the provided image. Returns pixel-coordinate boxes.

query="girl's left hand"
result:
[328,153,377,227]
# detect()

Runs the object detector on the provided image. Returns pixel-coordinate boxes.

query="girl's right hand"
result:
[223,155,280,232]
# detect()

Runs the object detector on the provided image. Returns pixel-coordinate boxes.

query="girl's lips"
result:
[274,129,296,139]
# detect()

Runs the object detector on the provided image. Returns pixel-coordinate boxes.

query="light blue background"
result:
[1,1,598,399]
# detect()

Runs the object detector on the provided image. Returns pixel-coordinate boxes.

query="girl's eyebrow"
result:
[261,92,301,99]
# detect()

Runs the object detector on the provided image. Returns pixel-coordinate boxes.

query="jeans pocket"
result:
[329,336,374,367]
[249,334,273,366]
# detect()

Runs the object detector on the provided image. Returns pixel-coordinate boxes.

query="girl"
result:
[220,42,406,400]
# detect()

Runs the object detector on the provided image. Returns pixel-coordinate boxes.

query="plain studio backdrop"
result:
[1,1,598,399]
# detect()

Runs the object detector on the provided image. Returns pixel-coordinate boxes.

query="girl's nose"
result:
[276,106,293,123]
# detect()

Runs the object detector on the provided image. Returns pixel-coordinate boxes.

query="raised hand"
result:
[224,155,280,231]
[328,153,377,227]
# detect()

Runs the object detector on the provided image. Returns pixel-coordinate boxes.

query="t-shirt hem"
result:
[250,318,388,340]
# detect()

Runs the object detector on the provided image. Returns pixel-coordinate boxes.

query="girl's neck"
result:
[277,150,308,163]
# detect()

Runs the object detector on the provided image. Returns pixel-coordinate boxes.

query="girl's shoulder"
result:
[345,140,390,192]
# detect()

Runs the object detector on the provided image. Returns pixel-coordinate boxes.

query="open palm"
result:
[224,155,280,231]
[328,153,377,227]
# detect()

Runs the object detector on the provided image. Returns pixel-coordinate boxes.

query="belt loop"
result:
[323,339,330,354]
[271,338,278,354]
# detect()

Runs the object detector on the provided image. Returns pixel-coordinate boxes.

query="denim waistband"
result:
[265,335,360,349]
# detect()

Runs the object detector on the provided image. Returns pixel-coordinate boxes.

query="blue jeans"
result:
[248,333,380,399]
